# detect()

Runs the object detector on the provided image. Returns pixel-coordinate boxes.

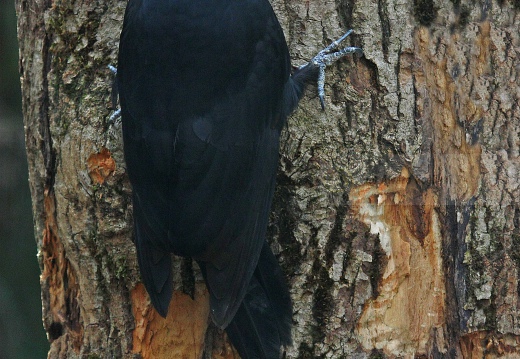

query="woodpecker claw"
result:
[109,108,122,123]
[309,29,362,110]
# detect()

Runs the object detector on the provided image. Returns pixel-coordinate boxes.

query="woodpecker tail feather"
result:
[219,242,292,359]
[133,195,173,318]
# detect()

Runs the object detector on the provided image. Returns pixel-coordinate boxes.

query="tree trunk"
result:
[16,0,520,357]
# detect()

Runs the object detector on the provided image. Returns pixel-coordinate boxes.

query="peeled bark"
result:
[17,0,520,357]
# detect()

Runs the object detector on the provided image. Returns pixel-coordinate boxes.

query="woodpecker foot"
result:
[107,65,121,123]
[109,108,121,123]
[307,29,362,109]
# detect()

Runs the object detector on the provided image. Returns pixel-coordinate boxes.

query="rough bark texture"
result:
[17,0,520,358]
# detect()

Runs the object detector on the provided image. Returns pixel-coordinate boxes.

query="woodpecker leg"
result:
[108,65,122,123]
[306,29,362,109]
[109,109,121,123]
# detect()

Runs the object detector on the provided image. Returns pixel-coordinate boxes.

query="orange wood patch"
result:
[87,148,116,184]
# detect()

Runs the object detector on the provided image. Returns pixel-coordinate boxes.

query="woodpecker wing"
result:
[118,0,291,326]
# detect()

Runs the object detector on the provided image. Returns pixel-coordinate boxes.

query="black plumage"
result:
[117,0,357,357]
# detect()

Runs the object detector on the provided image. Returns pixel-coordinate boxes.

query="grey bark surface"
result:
[17,0,520,357]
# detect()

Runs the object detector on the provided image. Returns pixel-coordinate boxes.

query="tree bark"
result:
[17,0,520,357]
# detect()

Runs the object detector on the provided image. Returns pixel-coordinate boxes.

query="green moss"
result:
[101,250,129,281]
[91,183,101,193]
[413,0,438,26]
[85,230,98,248]
[484,205,504,255]
[114,256,128,280]
[57,114,71,134]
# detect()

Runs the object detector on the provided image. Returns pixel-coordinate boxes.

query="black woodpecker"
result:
[116,0,361,357]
